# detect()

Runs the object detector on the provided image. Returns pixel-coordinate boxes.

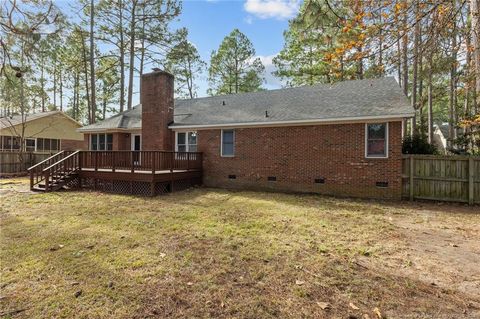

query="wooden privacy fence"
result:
[402,155,480,204]
[0,152,52,175]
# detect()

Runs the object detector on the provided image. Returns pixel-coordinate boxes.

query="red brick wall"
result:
[196,121,403,199]
[61,138,87,151]
[112,133,131,150]
[141,71,174,151]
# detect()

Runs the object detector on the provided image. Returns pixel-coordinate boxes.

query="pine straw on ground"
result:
[1,179,479,318]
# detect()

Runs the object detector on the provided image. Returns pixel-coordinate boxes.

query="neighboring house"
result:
[79,71,414,199]
[0,111,86,153]
[433,123,449,154]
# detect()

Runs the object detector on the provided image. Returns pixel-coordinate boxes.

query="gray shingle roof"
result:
[0,111,79,130]
[79,77,413,132]
[78,106,142,131]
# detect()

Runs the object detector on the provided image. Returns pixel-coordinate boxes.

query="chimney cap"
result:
[142,69,174,79]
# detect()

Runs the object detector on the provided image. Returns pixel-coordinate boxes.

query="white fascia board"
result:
[168,114,414,131]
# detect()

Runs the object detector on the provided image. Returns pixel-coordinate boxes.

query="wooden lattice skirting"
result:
[80,177,201,196]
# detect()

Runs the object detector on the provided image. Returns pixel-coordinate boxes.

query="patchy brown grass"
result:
[1,178,479,318]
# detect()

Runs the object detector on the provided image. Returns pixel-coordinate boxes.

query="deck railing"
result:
[28,151,75,189]
[79,151,203,173]
[42,151,80,191]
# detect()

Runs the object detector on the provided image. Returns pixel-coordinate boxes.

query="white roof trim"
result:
[168,114,414,130]
[77,127,141,133]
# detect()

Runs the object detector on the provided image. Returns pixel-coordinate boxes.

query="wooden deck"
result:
[29,151,203,195]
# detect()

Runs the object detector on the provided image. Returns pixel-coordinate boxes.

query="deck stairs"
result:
[28,151,80,192]
[31,171,79,192]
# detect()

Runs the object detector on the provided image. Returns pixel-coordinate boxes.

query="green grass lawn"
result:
[1,178,479,318]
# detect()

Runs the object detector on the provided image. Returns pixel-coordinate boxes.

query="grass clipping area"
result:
[0,183,478,318]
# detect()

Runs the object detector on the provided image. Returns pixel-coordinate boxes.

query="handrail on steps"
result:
[29,151,69,190]
[42,151,80,172]
[42,151,80,191]
[27,151,65,171]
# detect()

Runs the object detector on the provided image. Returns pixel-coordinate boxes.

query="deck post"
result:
[152,151,155,174]
[95,152,98,171]
[468,157,474,205]
[131,151,135,173]
[187,152,190,171]
[112,152,116,173]
[45,172,49,192]
[409,155,414,201]
[150,181,155,197]
[30,169,34,190]
[170,152,174,192]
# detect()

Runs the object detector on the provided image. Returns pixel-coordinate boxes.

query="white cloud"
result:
[244,0,299,20]
[244,15,254,25]
[255,54,286,89]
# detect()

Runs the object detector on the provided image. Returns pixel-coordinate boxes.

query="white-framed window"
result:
[175,131,197,152]
[25,138,36,152]
[0,136,58,152]
[0,136,20,151]
[40,138,60,152]
[365,123,388,158]
[90,133,113,150]
[221,129,235,157]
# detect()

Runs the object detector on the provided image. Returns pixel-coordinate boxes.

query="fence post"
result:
[468,157,474,205]
[409,155,414,201]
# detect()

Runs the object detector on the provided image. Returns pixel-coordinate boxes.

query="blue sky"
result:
[53,0,300,105]
[174,0,297,97]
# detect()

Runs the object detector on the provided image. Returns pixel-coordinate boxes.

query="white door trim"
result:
[131,134,141,151]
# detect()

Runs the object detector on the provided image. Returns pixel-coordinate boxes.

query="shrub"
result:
[402,134,437,154]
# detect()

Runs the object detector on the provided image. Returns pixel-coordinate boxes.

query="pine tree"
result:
[208,29,264,95]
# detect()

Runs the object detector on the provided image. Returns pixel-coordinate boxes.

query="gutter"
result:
[168,114,415,130]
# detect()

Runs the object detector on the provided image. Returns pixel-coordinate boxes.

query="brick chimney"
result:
[140,70,174,150]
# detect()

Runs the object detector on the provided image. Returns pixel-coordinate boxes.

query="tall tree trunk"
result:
[449,3,458,144]
[402,3,408,97]
[139,4,146,77]
[73,73,78,120]
[53,64,57,110]
[464,22,472,123]
[90,0,96,123]
[378,6,383,76]
[80,29,92,123]
[59,69,63,111]
[119,0,125,113]
[471,0,480,112]
[187,58,194,99]
[354,0,363,80]
[103,81,107,120]
[402,2,409,137]
[397,33,402,87]
[418,23,424,136]
[427,53,434,144]
[41,59,45,112]
[127,0,137,110]
[410,0,420,136]
[356,45,364,80]
[340,55,344,81]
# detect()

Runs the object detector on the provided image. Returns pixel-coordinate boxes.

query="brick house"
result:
[79,70,413,199]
